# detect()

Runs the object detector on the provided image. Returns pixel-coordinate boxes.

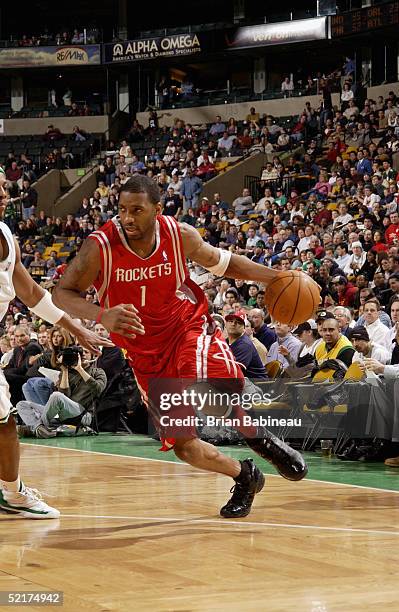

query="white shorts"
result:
[0,368,13,423]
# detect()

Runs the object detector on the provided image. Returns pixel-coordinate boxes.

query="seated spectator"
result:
[63,213,80,237]
[43,124,63,142]
[246,107,260,123]
[4,325,42,405]
[267,322,302,371]
[217,131,236,154]
[225,312,267,379]
[362,298,392,350]
[209,115,226,137]
[6,161,22,183]
[17,347,107,438]
[72,125,87,142]
[232,188,253,216]
[315,315,355,367]
[343,241,367,276]
[23,326,73,405]
[333,306,353,337]
[248,308,276,350]
[331,275,358,307]
[349,326,391,365]
[119,140,133,160]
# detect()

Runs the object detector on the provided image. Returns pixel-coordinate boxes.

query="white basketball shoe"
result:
[0,482,60,519]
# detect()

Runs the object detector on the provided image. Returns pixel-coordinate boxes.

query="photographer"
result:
[16,346,106,438]
[22,326,73,405]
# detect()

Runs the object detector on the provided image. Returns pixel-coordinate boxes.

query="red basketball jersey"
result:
[89,215,209,367]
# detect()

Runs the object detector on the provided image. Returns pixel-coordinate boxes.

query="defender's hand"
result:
[73,327,113,355]
[101,304,145,338]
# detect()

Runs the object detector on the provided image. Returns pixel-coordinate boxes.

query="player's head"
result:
[0,168,8,220]
[118,176,162,241]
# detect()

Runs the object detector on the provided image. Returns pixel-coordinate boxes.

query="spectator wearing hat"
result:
[343,241,367,276]
[315,315,355,367]
[267,322,302,371]
[281,321,319,377]
[251,242,266,265]
[225,312,267,379]
[348,326,391,364]
[332,275,358,307]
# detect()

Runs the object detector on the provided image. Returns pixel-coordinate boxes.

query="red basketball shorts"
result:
[131,324,245,451]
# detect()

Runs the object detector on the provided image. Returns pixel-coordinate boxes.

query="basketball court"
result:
[0,435,398,611]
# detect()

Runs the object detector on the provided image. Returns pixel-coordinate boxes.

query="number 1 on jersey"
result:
[140,285,146,307]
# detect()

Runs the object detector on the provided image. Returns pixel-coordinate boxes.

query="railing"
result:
[159,87,331,111]
[244,174,316,201]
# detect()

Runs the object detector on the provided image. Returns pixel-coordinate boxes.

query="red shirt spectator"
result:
[314,204,332,226]
[333,276,358,307]
[385,211,399,245]
[6,162,22,182]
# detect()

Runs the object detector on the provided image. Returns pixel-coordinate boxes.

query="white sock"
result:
[0,476,21,493]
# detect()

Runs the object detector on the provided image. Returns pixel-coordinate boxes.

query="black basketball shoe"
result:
[245,428,308,481]
[220,458,265,519]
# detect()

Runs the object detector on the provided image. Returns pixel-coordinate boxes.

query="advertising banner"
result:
[225,17,327,50]
[103,33,202,63]
[0,45,101,68]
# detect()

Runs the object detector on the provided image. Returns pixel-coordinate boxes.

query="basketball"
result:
[265,271,320,325]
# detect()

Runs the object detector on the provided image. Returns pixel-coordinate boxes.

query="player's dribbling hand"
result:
[101,304,145,338]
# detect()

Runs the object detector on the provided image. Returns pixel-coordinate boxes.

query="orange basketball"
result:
[265,271,320,325]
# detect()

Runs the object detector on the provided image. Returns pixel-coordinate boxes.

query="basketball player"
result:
[0,169,111,518]
[53,176,314,518]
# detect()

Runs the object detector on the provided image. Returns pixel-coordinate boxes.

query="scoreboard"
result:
[331,1,399,37]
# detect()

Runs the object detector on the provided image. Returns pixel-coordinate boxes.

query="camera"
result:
[59,345,83,367]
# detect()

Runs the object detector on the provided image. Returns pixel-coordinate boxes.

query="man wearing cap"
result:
[315,314,355,367]
[349,326,391,364]
[251,242,266,265]
[225,312,267,379]
[332,275,358,307]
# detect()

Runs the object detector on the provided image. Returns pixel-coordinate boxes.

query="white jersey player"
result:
[0,169,110,518]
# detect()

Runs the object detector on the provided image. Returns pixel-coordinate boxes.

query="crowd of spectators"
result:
[11,26,100,47]
[1,83,399,459]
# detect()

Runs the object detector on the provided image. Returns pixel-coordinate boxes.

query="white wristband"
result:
[30,291,65,325]
[206,248,232,276]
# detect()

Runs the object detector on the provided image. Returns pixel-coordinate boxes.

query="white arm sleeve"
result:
[29,291,65,325]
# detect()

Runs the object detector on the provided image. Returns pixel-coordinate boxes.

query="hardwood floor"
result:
[0,444,398,612]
